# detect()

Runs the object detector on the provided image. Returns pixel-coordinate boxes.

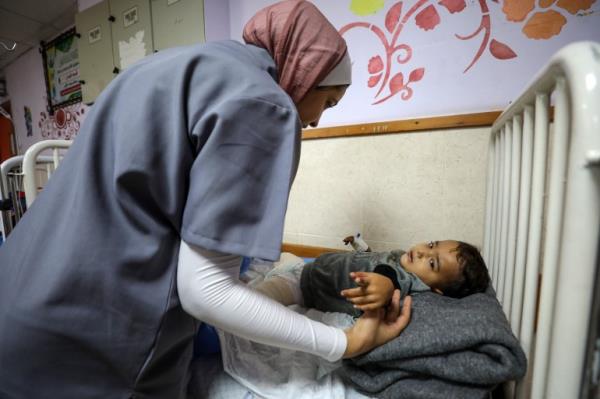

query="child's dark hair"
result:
[442,241,490,298]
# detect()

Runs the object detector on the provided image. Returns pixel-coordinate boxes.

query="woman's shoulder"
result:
[198,41,294,109]
[195,40,276,79]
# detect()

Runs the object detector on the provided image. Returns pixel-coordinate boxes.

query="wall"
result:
[228,0,600,127]
[226,0,595,252]
[4,45,90,154]
[2,0,496,252]
[4,0,230,154]
[1,1,99,154]
[204,0,230,42]
[283,126,490,251]
[2,0,98,155]
[4,48,47,153]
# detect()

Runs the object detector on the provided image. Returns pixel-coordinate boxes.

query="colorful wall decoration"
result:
[41,28,82,114]
[39,103,87,140]
[340,0,597,105]
[5,37,90,154]
[229,0,600,126]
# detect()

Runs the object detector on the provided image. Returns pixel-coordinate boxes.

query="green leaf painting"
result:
[350,0,385,16]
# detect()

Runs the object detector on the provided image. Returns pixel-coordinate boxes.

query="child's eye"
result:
[429,259,435,269]
[428,241,434,248]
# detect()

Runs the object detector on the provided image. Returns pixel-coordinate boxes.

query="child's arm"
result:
[340,272,395,311]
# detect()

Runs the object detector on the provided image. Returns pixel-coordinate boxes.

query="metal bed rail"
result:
[0,140,72,240]
[482,41,600,398]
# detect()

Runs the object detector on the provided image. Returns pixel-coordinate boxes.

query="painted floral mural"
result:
[343,0,597,104]
[504,0,596,39]
[39,103,87,140]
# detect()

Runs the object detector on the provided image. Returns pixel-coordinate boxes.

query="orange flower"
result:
[506,0,596,40]
[522,10,567,39]
[503,0,535,21]
[556,0,596,14]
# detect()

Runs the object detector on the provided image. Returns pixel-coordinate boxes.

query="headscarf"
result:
[318,51,352,87]
[243,0,348,103]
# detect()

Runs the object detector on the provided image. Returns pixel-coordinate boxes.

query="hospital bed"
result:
[191,41,600,398]
[0,139,71,241]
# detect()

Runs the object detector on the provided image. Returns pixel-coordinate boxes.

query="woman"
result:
[0,1,411,398]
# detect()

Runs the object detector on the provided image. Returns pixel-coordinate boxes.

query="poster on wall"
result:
[41,28,82,114]
[230,0,600,126]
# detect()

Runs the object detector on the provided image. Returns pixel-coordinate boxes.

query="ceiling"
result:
[0,0,78,75]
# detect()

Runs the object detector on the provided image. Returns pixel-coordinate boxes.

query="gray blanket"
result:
[337,289,527,399]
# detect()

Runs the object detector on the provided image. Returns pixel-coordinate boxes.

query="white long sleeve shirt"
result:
[176,240,347,362]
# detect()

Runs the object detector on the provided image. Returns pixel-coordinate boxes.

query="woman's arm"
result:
[176,240,346,361]
[177,240,411,361]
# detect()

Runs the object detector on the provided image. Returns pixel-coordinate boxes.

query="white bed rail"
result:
[482,41,600,398]
[1,155,25,241]
[22,139,72,208]
[1,153,62,240]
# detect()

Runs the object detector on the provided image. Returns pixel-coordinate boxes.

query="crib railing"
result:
[1,156,26,240]
[0,140,72,240]
[22,139,71,208]
[482,41,600,399]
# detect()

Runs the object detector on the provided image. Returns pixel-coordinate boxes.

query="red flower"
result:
[368,55,384,74]
[415,5,441,31]
[438,0,466,13]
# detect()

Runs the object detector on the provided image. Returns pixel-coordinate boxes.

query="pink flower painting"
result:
[340,0,596,105]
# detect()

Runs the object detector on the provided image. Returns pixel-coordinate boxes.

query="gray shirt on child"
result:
[300,250,430,317]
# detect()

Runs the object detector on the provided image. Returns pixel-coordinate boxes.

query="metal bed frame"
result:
[483,41,600,398]
[0,140,72,240]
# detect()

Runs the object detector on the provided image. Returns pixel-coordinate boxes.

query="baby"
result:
[256,236,490,317]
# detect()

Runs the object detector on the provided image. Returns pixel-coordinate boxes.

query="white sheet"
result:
[216,255,373,399]
[219,306,372,399]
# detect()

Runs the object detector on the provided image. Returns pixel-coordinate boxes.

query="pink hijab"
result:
[243,0,348,104]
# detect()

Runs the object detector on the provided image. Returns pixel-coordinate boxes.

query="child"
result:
[256,236,490,317]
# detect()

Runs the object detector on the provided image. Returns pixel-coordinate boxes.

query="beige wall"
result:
[283,127,491,252]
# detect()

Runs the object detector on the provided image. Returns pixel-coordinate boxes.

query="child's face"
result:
[400,240,462,294]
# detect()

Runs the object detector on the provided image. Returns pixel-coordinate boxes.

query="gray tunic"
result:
[300,251,430,317]
[0,41,301,399]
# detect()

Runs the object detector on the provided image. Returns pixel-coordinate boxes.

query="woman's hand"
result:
[343,290,412,358]
[341,272,395,311]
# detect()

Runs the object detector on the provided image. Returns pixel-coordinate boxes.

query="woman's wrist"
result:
[343,328,358,359]
[342,326,370,359]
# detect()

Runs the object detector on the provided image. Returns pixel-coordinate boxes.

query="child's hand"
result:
[340,272,395,311]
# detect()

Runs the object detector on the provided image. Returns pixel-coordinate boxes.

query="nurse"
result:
[0,1,411,398]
